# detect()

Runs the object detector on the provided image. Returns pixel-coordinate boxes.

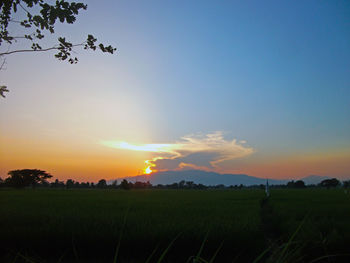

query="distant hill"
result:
[300,175,330,185]
[113,170,288,186]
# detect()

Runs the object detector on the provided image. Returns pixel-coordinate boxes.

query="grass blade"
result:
[157,233,181,263]
[11,251,19,263]
[17,253,36,263]
[276,214,308,263]
[309,253,350,263]
[195,257,209,263]
[56,249,69,263]
[145,244,159,263]
[113,206,130,263]
[252,246,270,263]
[196,231,209,260]
[209,241,224,263]
[71,236,79,261]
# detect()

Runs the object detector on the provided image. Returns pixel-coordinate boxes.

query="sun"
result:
[144,166,152,174]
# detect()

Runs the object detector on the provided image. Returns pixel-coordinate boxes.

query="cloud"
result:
[103,131,255,172]
[149,132,254,171]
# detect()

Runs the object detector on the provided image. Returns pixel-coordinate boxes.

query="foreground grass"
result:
[270,189,350,261]
[0,189,349,262]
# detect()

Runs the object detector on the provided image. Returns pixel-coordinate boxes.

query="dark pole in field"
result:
[265,179,270,197]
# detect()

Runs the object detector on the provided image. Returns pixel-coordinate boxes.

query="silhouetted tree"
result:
[111,180,118,189]
[134,182,143,189]
[41,180,50,187]
[286,180,305,188]
[343,180,350,188]
[186,181,194,189]
[169,182,179,189]
[51,179,64,188]
[0,0,116,97]
[179,180,185,188]
[197,183,207,189]
[133,181,152,189]
[97,179,107,189]
[287,181,295,188]
[294,180,306,188]
[5,169,52,188]
[51,179,59,188]
[65,179,75,189]
[80,182,90,188]
[319,178,340,189]
[120,179,131,190]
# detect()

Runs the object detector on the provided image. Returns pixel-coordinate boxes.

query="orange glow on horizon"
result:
[2,134,350,181]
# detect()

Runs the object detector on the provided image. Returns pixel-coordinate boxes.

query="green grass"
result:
[0,188,349,262]
[269,189,350,262]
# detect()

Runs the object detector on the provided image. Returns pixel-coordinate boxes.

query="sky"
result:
[1,0,350,182]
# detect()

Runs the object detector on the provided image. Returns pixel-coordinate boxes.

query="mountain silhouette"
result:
[300,175,330,185]
[115,170,288,186]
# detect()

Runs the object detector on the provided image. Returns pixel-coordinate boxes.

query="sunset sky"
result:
[1,0,350,182]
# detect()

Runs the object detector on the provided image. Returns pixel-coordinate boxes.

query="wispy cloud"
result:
[102,131,254,173]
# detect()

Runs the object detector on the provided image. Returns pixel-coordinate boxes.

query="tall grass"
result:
[1,189,349,262]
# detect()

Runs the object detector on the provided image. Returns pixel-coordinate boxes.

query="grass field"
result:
[0,189,349,262]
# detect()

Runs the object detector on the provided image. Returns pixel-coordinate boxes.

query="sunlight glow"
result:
[102,141,178,153]
[144,166,152,174]
[144,160,154,174]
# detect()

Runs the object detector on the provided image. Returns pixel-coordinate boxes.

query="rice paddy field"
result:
[0,188,349,262]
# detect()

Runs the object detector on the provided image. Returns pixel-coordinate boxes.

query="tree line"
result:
[1,169,349,190]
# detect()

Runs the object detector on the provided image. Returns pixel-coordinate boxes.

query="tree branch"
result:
[18,3,31,16]
[0,58,6,70]
[0,43,85,56]
[7,34,34,39]
[0,46,59,56]
[9,19,22,24]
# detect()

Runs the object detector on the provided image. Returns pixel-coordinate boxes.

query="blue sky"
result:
[1,0,349,180]
[88,0,350,152]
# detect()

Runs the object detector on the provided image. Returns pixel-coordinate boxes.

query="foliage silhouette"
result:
[97,179,107,189]
[111,180,118,188]
[343,180,350,188]
[5,168,52,188]
[0,0,116,97]
[120,179,131,190]
[286,180,306,188]
[51,178,65,188]
[319,178,340,189]
[65,179,74,189]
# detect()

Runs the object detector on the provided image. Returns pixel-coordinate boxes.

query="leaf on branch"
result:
[1,1,116,66]
[84,35,116,54]
[99,43,117,54]
[25,34,33,40]
[20,20,32,28]
[31,42,42,50]
[85,34,97,50]
[0,86,9,98]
